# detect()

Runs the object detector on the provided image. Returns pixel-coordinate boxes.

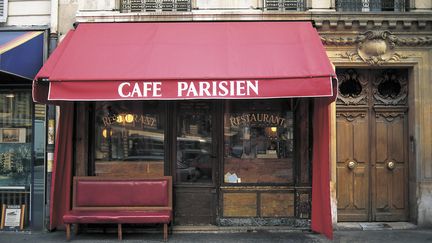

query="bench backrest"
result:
[72,176,172,211]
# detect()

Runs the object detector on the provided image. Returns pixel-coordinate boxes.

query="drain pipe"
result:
[45,0,59,231]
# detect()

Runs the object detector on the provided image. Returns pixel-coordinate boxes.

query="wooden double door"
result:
[336,69,409,222]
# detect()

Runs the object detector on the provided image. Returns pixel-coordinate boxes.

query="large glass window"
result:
[94,101,165,177]
[223,100,294,184]
[0,91,33,187]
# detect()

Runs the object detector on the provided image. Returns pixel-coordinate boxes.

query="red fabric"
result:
[33,22,335,101]
[48,77,332,101]
[32,31,75,104]
[32,80,50,103]
[63,210,172,224]
[311,98,333,239]
[37,30,75,79]
[49,102,74,230]
[75,180,169,207]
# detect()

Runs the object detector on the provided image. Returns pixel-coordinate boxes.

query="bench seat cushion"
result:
[63,210,172,224]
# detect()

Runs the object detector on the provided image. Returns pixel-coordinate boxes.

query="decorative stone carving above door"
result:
[373,70,408,106]
[341,31,406,65]
[337,69,368,106]
[321,31,432,66]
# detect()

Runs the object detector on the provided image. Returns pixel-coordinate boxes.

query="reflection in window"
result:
[0,91,32,187]
[94,101,165,177]
[224,100,294,184]
[176,102,212,183]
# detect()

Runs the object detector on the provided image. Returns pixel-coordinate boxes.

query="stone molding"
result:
[75,10,432,28]
[321,32,432,47]
[322,30,431,65]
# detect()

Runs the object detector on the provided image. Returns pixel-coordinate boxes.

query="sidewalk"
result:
[0,225,431,243]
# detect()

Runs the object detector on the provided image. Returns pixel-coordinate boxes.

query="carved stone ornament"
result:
[345,31,408,65]
[337,69,368,106]
[375,112,405,122]
[336,112,366,122]
[321,34,432,47]
[320,31,432,66]
[373,71,408,105]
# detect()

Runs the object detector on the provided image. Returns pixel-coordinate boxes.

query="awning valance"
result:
[33,22,335,101]
[0,31,44,80]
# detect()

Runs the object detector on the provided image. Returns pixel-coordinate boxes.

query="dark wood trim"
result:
[118,224,122,240]
[87,103,96,176]
[165,101,173,177]
[75,102,89,176]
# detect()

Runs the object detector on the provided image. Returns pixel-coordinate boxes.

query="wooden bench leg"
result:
[66,224,71,241]
[74,224,79,235]
[118,224,122,240]
[163,223,168,241]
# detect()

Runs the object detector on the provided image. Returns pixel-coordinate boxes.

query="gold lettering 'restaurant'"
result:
[102,114,157,127]
[229,113,286,127]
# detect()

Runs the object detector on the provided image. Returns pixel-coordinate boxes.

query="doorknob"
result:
[347,161,357,170]
[387,161,396,170]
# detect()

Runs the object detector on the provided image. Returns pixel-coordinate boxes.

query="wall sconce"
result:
[125,114,134,123]
[102,128,113,138]
[116,115,123,123]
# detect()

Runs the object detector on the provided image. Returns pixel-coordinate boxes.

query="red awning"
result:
[34,22,335,101]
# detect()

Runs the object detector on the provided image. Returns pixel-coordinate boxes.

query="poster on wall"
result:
[0,204,25,230]
[0,128,26,143]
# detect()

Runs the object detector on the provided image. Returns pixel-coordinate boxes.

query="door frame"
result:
[335,68,410,222]
[170,100,223,225]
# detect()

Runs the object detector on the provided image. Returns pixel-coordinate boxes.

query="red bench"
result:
[63,176,172,241]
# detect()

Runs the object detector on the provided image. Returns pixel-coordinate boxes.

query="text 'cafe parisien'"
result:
[33,22,336,238]
[117,80,260,98]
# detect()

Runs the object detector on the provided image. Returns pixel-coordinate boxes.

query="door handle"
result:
[387,161,395,170]
[347,161,357,170]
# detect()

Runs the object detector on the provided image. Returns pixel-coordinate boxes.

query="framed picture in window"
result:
[0,128,26,143]
[1,204,25,230]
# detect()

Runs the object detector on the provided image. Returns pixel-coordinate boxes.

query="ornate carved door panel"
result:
[371,70,409,221]
[336,69,409,222]
[336,109,370,221]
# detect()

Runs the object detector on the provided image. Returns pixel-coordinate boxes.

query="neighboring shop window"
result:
[224,100,294,184]
[94,101,165,177]
[0,91,33,187]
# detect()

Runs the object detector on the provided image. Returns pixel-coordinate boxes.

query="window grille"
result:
[336,0,406,12]
[264,0,306,11]
[0,0,7,22]
[121,0,191,13]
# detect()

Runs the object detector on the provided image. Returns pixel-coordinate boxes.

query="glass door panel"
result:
[176,102,213,184]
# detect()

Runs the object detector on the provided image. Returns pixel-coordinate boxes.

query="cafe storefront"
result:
[33,22,335,238]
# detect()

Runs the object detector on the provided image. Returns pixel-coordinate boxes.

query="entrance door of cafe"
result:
[336,69,409,222]
[173,101,220,225]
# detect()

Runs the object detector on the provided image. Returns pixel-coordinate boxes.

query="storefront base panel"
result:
[218,218,310,228]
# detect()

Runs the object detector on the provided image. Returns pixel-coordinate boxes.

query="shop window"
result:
[0,91,32,187]
[223,100,294,184]
[94,101,165,177]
